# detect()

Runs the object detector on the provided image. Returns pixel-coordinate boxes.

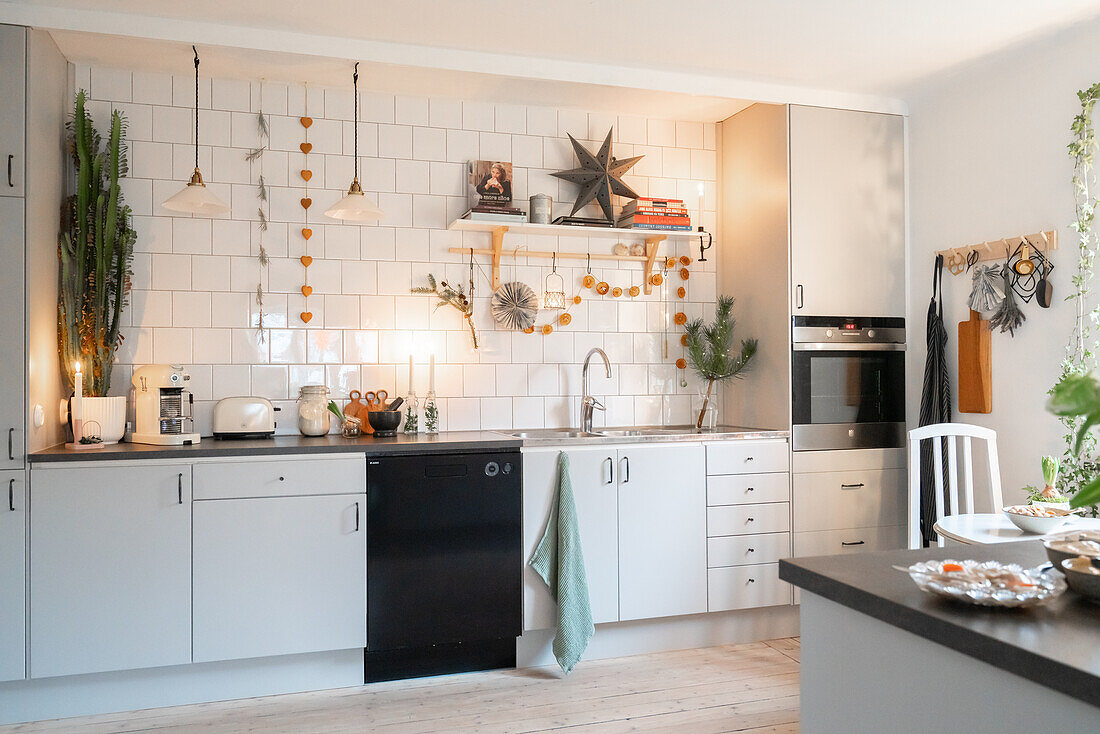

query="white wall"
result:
[73,64,722,435]
[906,18,1100,504]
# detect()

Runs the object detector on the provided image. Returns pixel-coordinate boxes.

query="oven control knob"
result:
[826,329,833,338]
[502,462,513,474]
[867,329,876,338]
[485,461,500,477]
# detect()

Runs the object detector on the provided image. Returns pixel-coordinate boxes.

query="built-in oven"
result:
[791,316,905,451]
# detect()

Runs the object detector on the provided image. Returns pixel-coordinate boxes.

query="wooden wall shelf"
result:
[447,219,699,294]
[936,230,1058,274]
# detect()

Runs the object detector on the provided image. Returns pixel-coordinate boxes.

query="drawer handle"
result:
[7,154,13,187]
[8,478,14,511]
[841,540,865,546]
[746,487,755,492]
[747,578,756,584]
[177,472,183,504]
[355,501,360,532]
[746,517,754,523]
[747,547,755,553]
[840,483,865,489]
[744,456,754,462]
[279,476,285,481]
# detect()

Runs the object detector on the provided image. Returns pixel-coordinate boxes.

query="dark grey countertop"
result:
[780,542,1100,708]
[30,425,788,463]
[29,431,522,463]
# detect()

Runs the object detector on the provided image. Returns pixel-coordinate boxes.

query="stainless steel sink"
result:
[598,427,685,437]
[507,429,601,439]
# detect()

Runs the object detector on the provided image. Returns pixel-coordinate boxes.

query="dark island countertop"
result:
[780,542,1100,708]
[29,431,522,463]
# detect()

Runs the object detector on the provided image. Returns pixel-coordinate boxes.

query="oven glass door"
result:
[792,347,905,449]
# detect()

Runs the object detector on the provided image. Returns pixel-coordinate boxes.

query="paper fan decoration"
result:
[491,281,538,330]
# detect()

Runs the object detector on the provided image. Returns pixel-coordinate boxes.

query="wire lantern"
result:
[542,252,566,310]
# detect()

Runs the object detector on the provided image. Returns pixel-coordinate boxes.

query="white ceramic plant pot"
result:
[79,395,127,444]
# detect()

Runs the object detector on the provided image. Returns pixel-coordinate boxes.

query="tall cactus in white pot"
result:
[57,90,136,443]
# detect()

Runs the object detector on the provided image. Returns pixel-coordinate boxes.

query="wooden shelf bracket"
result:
[490,226,507,291]
[642,236,665,295]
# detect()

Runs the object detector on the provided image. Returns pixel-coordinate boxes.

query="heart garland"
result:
[299,88,313,325]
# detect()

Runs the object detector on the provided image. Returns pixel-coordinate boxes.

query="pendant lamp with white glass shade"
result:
[162,46,230,215]
[325,62,385,222]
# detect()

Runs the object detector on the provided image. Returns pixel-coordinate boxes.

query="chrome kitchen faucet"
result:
[580,347,612,433]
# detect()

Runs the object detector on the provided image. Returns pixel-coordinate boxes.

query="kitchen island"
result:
[780,542,1099,733]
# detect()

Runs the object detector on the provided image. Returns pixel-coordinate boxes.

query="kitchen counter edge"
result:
[29,427,789,463]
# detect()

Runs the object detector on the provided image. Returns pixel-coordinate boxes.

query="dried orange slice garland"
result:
[299,87,313,325]
[519,248,697,344]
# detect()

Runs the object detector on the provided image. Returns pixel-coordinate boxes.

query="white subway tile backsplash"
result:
[395,96,429,127]
[88,69,717,431]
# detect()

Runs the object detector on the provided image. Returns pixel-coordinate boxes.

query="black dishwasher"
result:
[365,451,522,682]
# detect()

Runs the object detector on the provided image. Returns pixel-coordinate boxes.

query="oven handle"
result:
[793,342,906,352]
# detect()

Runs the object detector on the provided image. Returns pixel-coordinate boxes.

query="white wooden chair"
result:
[907,423,1003,548]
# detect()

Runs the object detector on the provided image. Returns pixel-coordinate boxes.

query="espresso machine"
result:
[131,364,201,445]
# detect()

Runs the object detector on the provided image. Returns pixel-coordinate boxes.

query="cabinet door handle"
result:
[796,284,804,309]
[177,472,183,504]
[840,482,865,489]
[8,478,13,511]
[354,501,360,532]
[7,428,13,461]
[841,540,865,546]
[620,456,630,484]
[603,456,614,485]
[7,154,13,188]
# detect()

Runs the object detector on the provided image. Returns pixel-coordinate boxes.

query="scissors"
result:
[364,390,388,409]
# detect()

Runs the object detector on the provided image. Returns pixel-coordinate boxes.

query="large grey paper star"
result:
[552,129,643,221]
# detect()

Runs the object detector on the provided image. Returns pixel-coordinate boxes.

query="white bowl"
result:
[1003,505,1072,534]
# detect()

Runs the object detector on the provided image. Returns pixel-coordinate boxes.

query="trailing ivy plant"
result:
[1054,82,1100,512]
[58,90,136,397]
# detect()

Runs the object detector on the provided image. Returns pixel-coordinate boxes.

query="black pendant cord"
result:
[192,45,200,170]
[353,62,359,181]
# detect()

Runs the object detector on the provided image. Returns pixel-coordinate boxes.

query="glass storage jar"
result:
[297,385,331,436]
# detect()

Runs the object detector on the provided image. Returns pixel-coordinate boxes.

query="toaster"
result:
[213,396,279,439]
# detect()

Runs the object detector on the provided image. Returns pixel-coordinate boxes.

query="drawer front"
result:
[194,456,366,500]
[707,472,789,506]
[707,502,789,536]
[793,525,905,558]
[706,440,789,475]
[708,564,790,612]
[708,532,790,568]
[792,468,906,532]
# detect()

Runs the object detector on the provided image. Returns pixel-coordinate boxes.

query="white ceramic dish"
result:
[905,559,1066,608]
[1003,505,1072,534]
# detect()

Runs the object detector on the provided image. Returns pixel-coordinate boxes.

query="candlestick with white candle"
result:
[697,182,705,232]
[409,355,415,394]
[72,361,83,442]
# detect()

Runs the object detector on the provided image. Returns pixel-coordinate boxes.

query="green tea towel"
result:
[529,452,594,674]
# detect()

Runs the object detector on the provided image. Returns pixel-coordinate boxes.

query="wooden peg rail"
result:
[936,230,1058,274]
[447,226,667,294]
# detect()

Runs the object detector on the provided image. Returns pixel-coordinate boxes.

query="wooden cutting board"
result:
[958,309,991,413]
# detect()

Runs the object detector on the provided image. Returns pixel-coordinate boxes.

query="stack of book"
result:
[616,198,692,231]
[552,215,614,228]
[463,205,528,223]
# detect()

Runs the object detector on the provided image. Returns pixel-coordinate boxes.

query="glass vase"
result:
[423,390,440,434]
[403,390,420,434]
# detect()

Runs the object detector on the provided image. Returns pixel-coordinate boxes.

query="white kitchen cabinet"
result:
[0,470,25,682]
[0,197,24,468]
[708,564,790,612]
[523,447,620,630]
[618,444,707,621]
[0,25,25,199]
[30,464,192,678]
[789,105,905,318]
[193,492,367,663]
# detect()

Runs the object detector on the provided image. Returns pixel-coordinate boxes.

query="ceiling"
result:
[6,0,1100,116]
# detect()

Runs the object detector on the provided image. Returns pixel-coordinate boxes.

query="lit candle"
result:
[72,361,83,442]
[429,354,436,394]
[408,355,415,394]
